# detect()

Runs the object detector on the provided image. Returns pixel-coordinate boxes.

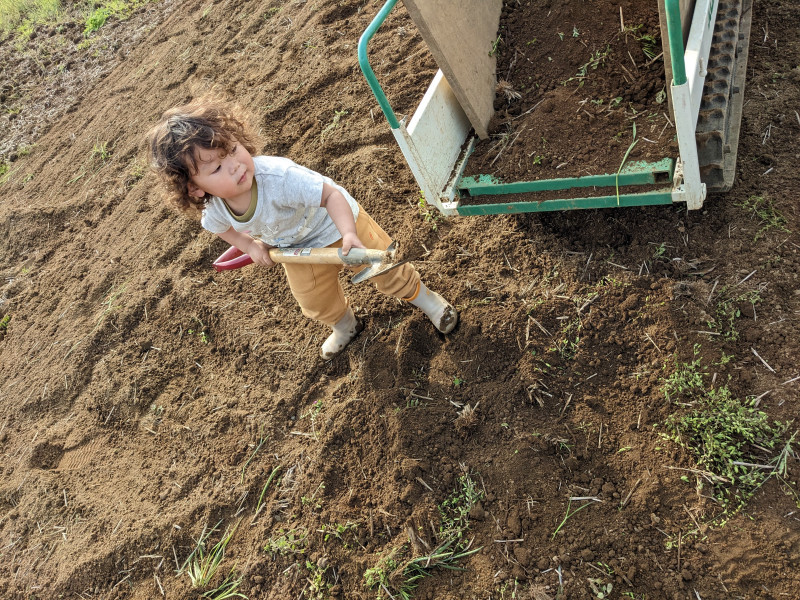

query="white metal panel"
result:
[407,70,472,194]
[671,82,706,209]
[392,70,471,213]
[684,0,719,128]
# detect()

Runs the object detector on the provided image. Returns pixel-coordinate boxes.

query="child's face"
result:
[187,141,255,203]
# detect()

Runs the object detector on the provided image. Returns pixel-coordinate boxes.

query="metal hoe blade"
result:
[349,242,414,284]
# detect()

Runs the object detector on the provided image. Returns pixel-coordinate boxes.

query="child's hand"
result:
[247,239,276,267]
[340,232,366,256]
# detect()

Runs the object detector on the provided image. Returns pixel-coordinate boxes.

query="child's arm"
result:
[320,182,366,255]
[218,227,276,267]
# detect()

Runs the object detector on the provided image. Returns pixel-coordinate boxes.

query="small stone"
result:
[513,546,531,566]
[468,503,485,521]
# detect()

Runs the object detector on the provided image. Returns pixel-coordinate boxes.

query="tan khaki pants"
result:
[282,207,420,325]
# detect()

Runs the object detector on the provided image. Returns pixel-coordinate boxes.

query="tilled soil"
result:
[1,1,799,599]
[466,0,676,183]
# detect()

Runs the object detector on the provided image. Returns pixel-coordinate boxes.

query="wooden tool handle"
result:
[268,247,388,266]
[213,245,393,272]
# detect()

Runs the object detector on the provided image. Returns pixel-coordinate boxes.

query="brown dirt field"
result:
[1,1,799,599]
[466,0,676,182]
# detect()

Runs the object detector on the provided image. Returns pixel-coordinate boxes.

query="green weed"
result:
[262,6,280,19]
[265,526,308,556]
[301,482,325,511]
[661,350,794,510]
[661,343,705,403]
[179,521,240,591]
[588,576,613,599]
[624,24,659,60]
[562,45,611,86]
[318,521,359,547]
[736,195,790,240]
[365,472,483,599]
[187,317,210,344]
[438,472,483,542]
[552,498,592,540]
[96,282,126,328]
[0,0,60,33]
[488,34,501,56]
[90,140,112,163]
[240,427,267,483]
[83,0,152,37]
[253,465,281,520]
[708,286,762,340]
[202,570,247,600]
[416,191,440,230]
[550,316,582,360]
[304,560,331,600]
[320,109,348,142]
[616,121,639,205]
[651,242,667,260]
[0,313,10,341]
[126,158,146,182]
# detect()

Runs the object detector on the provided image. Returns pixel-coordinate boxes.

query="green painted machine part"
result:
[357,0,752,216]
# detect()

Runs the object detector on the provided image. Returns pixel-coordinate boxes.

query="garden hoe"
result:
[213,242,413,284]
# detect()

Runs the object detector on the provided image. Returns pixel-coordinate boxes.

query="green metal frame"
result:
[459,158,675,196]
[357,0,690,216]
[456,188,674,216]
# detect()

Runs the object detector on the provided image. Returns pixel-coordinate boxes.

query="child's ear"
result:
[187,181,206,198]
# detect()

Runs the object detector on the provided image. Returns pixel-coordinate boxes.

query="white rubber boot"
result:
[320,306,362,359]
[407,282,458,334]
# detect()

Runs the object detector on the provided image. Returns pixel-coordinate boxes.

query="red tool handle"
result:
[213,246,254,271]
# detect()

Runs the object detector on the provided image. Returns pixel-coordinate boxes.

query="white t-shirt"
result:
[201,156,359,248]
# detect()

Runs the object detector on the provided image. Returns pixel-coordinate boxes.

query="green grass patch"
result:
[736,194,790,240]
[178,521,246,598]
[0,0,60,34]
[265,526,308,556]
[661,346,795,511]
[707,285,763,341]
[83,0,133,35]
[365,472,483,599]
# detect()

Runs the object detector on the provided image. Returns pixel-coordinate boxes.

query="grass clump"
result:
[708,286,763,340]
[265,526,308,556]
[736,194,790,240]
[82,0,151,36]
[550,316,582,360]
[0,314,10,341]
[0,0,60,34]
[416,191,441,231]
[661,348,795,511]
[364,471,483,599]
[179,521,246,599]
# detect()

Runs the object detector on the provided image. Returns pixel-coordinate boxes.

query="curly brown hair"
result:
[147,98,259,213]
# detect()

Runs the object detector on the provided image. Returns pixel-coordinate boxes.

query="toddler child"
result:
[147,98,457,359]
